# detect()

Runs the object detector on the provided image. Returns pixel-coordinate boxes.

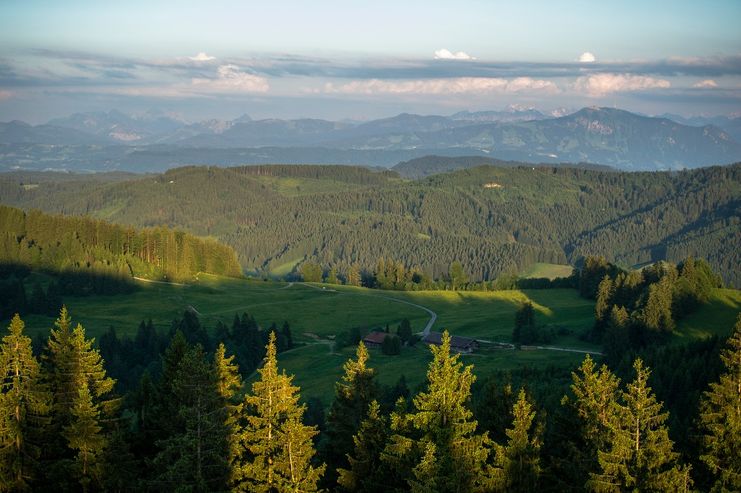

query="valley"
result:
[12,272,739,405]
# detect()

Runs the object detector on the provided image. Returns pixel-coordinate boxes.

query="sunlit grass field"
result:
[520,262,575,280]
[6,274,739,403]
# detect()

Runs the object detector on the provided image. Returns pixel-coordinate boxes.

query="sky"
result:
[1,0,740,123]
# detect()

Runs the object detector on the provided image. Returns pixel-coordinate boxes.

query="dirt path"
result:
[133,276,189,287]
[477,338,603,356]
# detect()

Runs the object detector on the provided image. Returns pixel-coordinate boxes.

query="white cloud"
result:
[191,64,269,93]
[434,49,476,61]
[574,73,670,96]
[0,90,13,101]
[188,52,216,62]
[693,79,718,88]
[323,77,558,95]
[578,52,596,63]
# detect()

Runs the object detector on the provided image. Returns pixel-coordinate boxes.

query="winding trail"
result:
[133,276,189,287]
[476,338,603,356]
[143,277,600,357]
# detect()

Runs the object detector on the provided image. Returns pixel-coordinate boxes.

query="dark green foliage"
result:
[492,389,543,492]
[589,359,691,492]
[381,334,402,355]
[449,261,468,290]
[383,331,495,492]
[337,400,390,492]
[238,332,325,492]
[4,164,738,286]
[151,344,231,492]
[323,343,379,488]
[63,386,107,491]
[553,356,620,491]
[397,318,413,345]
[300,261,323,283]
[513,302,536,345]
[699,315,741,492]
[0,315,51,491]
[0,204,242,287]
[43,307,116,490]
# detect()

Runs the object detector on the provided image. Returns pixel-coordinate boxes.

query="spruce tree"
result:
[699,315,741,492]
[0,314,51,491]
[594,275,615,329]
[152,344,230,491]
[238,332,324,492]
[492,388,542,492]
[556,355,620,490]
[43,307,116,488]
[589,358,691,492]
[384,330,494,492]
[603,305,630,363]
[337,400,389,492]
[63,386,106,492]
[214,343,243,487]
[323,342,378,486]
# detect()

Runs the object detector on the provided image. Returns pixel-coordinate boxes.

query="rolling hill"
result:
[1,163,739,286]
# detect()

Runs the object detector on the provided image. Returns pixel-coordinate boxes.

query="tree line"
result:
[1,307,739,491]
[0,204,243,288]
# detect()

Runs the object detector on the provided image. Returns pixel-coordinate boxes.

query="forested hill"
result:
[1,163,739,286]
[0,204,242,282]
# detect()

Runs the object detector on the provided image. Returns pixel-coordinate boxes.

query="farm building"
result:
[423,331,478,353]
[363,331,390,349]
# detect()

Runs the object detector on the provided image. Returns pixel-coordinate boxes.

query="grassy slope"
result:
[8,275,738,404]
[520,262,575,280]
[674,288,741,342]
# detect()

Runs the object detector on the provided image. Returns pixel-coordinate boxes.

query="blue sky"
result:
[1,0,740,122]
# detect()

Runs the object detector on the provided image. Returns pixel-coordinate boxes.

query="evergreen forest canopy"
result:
[0,203,242,287]
[1,162,739,286]
[1,307,739,492]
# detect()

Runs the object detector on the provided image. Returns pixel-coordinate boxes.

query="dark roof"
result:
[423,331,477,349]
[363,331,390,344]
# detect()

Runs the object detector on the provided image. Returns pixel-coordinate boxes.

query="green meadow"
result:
[7,274,739,403]
[520,262,575,280]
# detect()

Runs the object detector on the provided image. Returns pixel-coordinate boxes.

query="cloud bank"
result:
[434,49,476,61]
[324,76,558,95]
[191,64,269,93]
[579,52,596,63]
[693,79,718,88]
[575,73,671,96]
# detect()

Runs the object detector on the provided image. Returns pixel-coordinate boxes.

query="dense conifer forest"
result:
[0,305,739,491]
[1,163,738,286]
[0,204,242,283]
[0,204,242,319]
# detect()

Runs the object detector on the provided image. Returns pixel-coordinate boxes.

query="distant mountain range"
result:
[1,107,740,172]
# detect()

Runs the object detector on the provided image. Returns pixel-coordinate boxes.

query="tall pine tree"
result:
[152,344,231,491]
[554,355,620,490]
[237,331,324,492]
[214,342,243,487]
[699,315,741,492]
[63,386,106,492]
[589,358,691,492]
[492,388,542,492]
[0,314,51,491]
[337,400,390,492]
[323,342,378,486]
[384,330,494,492]
[43,307,116,489]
